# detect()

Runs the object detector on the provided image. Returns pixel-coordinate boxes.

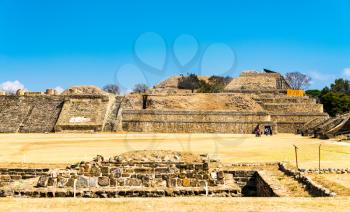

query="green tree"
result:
[197,75,232,93]
[305,89,321,99]
[178,73,201,93]
[320,92,350,117]
[330,78,350,94]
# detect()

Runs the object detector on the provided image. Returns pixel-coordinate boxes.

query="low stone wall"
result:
[300,168,350,174]
[224,169,283,197]
[0,187,240,198]
[52,158,227,190]
[255,171,280,197]
[0,151,243,198]
[225,170,257,196]
[0,168,50,186]
[278,163,336,197]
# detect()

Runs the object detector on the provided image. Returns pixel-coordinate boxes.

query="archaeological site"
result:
[1,70,343,135]
[0,70,349,200]
[1,150,347,198]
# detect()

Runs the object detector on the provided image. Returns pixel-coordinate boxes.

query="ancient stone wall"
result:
[257,96,315,104]
[255,171,279,197]
[122,110,275,133]
[0,152,243,198]
[223,169,284,197]
[0,82,328,134]
[271,113,328,133]
[0,168,49,185]
[55,95,111,132]
[123,110,270,122]
[278,163,336,197]
[225,72,290,91]
[0,95,65,133]
[103,96,124,132]
[262,103,323,113]
[253,95,327,133]
[225,170,257,196]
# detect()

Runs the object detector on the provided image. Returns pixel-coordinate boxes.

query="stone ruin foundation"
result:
[0,151,285,198]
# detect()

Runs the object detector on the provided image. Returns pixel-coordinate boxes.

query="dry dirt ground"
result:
[0,133,349,169]
[0,133,350,211]
[1,197,350,212]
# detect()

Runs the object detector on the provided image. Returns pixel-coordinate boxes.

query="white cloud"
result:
[308,70,336,81]
[0,80,26,94]
[54,86,65,94]
[343,68,350,77]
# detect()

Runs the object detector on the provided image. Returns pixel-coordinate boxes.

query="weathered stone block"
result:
[155,168,168,174]
[217,171,224,180]
[110,177,117,187]
[167,178,177,188]
[84,163,92,172]
[203,163,209,170]
[134,168,151,174]
[76,176,98,188]
[117,179,125,186]
[175,164,186,170]
[122,173,130,178]
[190,179,198,187]
[161,174,169,180]
[126,178,142,186]
[57,177,68,188]
[141,175,151,184]
[186,172,194,178]
[0,175,11,181]
[199,180,207,187]
[175,179,181,187]
[195,164,203,170]
[98,176,110,187]
[65,178,75,187]
[10,175,21,180]
[37,176,48,187]
[110,168,122,178]
[195,174,203,180]
[101,166,110,175]
[78,167,84,175]
[47,177,55,186]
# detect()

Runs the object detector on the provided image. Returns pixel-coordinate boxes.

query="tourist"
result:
[254,125,261,137]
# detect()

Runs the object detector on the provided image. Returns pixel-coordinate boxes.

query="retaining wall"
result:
[55,95,111,132]
[263,103,324,113]
[271,113,328,133]
[122,110,275,133]
[257,97,315,104]
[0,96,65,133]
[278,163,336,197]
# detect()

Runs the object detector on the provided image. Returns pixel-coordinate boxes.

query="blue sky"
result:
[0,0,349,92]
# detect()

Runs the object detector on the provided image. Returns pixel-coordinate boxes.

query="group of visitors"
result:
[254,125,273,137]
